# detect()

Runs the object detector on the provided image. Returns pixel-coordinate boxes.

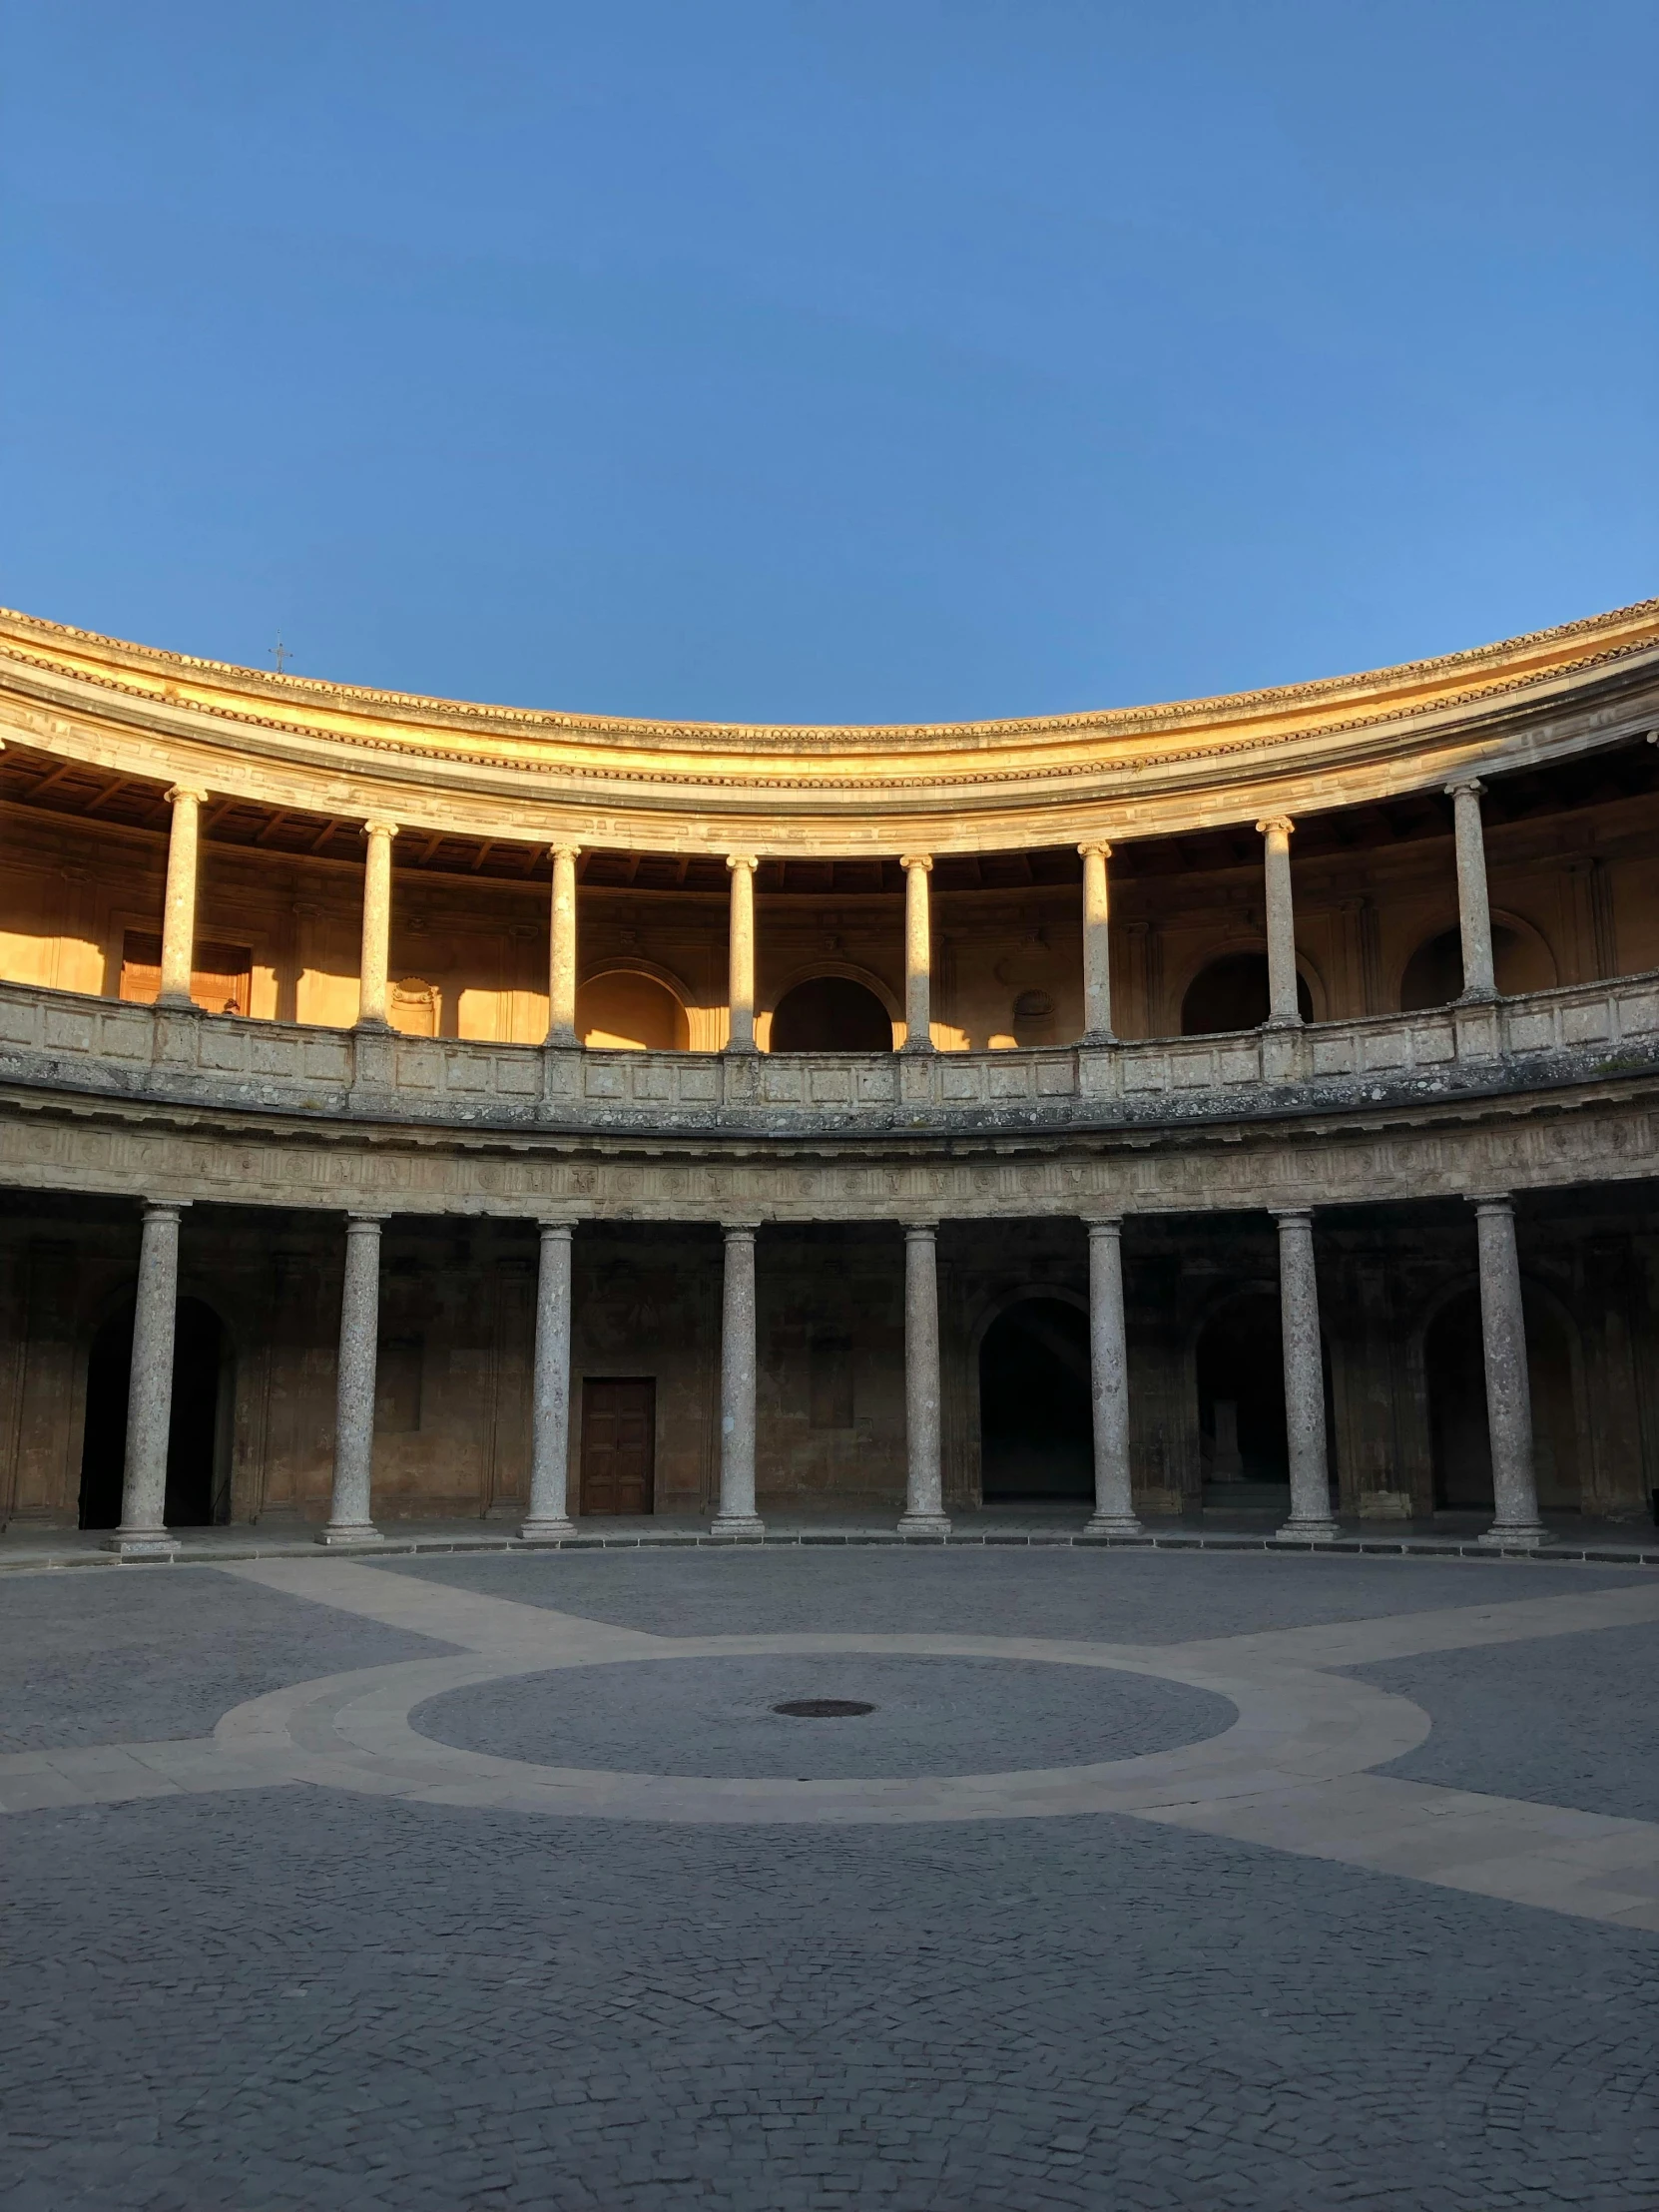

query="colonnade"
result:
[142,779,1508,1044]
[102,1194,1550,1555]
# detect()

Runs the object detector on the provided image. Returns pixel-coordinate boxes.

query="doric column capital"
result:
[1255,816,1296,839]
[1083,1216,1123,1238]
[726,852,759,875]
[721,1219,762,1240]
[898,852,933,873]
[1270,1207,1316,1228]
[360,819,399,841]
[164,785,209,809]
[903,1220,940,1240]
[139,1199,190,1223]
[344,1211,391,1231]
[1077,840,1113,860]
[534,1218,577,1240]
[1445,777,1485,801]
[1468,1192,1515,1217]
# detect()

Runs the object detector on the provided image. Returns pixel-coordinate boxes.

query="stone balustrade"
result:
[3,970,1658,1138]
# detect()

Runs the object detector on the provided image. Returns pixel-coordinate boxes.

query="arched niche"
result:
[760,963,900,1053]
[1417,1277,1584,1510]
[973,1288,1093,1502]
[1178,950,1317,1037]
[576,964,693,1052]
[78,1294,234,1530]
[1396,911,1558,1012]
[1188,1285,1336,1501]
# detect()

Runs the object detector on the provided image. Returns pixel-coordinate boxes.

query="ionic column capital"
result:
[1256,816,1296,839]
[360,819,399,841]
[899,852,933,873]
[1445,777,1485,801]
[1077,839,1113,860]
[726,852,759,874]
[164,785,209,809]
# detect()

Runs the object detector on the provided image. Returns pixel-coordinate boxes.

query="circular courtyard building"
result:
[2,597,1658,1548]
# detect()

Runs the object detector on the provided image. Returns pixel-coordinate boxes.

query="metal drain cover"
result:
[773,1698,875,1719]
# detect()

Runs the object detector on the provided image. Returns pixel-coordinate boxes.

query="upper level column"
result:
[726,853,759,1052]
[356,821,398,1031]
[157,787,209,1010]
[900,854,934,1052]
[1078,841,1115,1044]
[1256,817,1302,1027]
[1446,780,1497,1001]
[546,844,581,1047]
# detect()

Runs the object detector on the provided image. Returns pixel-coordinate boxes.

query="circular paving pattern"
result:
[410,1652,1237,1782]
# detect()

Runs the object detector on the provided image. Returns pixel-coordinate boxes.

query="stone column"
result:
[1078,842,1115,1044]
[713,1224,764,1534]
[900,854,934,1051]
[157,788,209,1009]
[1471,1195,1549,1546]
[104,1200,188,1556]
[1447,780,1497,1000]
[1273,1209,1339,1541]
[545,845,581,1046]
[1256,818,1302,1026]
[726,855,759,1052]
[900,1222,950,1532]
[1084,1218,1140,1533]
[520,1222,576,1539]
[318,1214,387,1545]
[356,821,398,1030]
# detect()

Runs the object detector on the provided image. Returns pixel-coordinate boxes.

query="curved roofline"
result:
[2,595,1657,747]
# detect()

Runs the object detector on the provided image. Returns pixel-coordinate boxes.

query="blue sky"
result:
[1,1,1655,724]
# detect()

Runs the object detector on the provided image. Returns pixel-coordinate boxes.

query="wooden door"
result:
[579,1379,655,1515]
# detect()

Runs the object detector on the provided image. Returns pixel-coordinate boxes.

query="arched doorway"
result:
[770,975,894,1051]
[1424,1287,1581,1510]
[1194,1291,1337,1506]
[978,1298,1093,1500]
[1181,954,1313,1035]
[78,1297,231,1530]
[576,970,691,1051]
[1399,924,1531,1010]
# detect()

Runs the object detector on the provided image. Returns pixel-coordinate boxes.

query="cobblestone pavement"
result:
[5,1548,1659,2211]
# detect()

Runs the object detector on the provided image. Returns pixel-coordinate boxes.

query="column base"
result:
[1079,1030,1118,1048]
[518,1517,577,1543]
[1273,1517,1341,1544]
[709,1514,767,1539]
[102,1531,180,1558]
[1477,1522,1553,1548]
[897,1511,951,1537]
[1082,1513,1143,1537]
[314,1522,384,1547]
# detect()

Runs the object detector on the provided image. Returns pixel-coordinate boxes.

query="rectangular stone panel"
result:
[1505,1012,1556,1052]
[1562,1003,1613,1046]
[41,1008,94,1053]
[396,1048,441,1091]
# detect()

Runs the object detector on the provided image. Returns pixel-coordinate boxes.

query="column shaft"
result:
[1472,1196,1548,1544]
[726,856,758,1051]
[1448,781,1497,1000]
[900,1223,950,1531]
[1084,1219,1139,1532]
[356,822,397,1030]
[521,1223,576,1537]
[1274,1209,1338,1539]
[158,789,207,1008]
[546,845,581,1046]
[1079,842,1115,1043]
[319,1214,386,1544]
[1256,818,1302,1025]
[713,1226,764,1533]
[106,1201,188,1555]
[900,855,934,1050]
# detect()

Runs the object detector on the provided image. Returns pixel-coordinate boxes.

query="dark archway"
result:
[1181,954,1313,1036]
[1399,923,1525,1011]
[1195,1291,1337,1503]
[77,1297,230,1530]
[1424,1287,1581,1510]
[978,1298,1093,1500]
[770,975,894,1052]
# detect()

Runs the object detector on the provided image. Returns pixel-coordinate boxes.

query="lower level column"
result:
[318,1213,387,1545]
[713,1224,765,1535]
[1472,1194,1550,1547]
[521,1221,577,1539]
[1273,1208,1339,1541]
[1083,1218,1141,1534]
[899,1222,950,1533]
[105,1200,188,1557]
